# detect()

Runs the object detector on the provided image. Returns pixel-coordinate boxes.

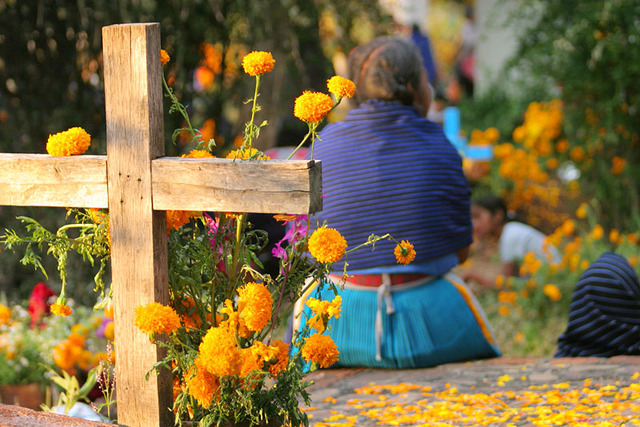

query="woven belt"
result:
[347,273,429,287]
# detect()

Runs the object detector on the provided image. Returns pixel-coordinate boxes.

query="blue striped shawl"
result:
[310,100,472,272]
[556,252,640,357]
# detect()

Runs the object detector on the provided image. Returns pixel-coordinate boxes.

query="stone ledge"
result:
[0,404,117,427]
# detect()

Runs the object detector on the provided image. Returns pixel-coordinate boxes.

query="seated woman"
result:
[296,36,499,369]
[556,252,640,357]
[462,194,560,289]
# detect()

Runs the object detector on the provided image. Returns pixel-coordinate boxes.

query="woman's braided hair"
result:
[347,36,424,106]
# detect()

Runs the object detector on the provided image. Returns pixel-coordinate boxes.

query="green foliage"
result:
[1,209,111,306]
[0,330,49,385]
[504,0,640,230]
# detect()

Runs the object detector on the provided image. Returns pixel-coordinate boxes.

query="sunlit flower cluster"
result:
[306,295,342,333]
[166,210,201,232]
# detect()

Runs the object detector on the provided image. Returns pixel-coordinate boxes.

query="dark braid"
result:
[347,36,424,106]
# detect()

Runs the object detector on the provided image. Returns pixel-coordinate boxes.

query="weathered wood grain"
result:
[0,154,107,208]
[102,23,172,427]
[152,158,323,214]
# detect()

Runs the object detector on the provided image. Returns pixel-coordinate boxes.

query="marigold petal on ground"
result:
[242,51,275,76]
[301,333,339,368]
[294,91,334,124]
[46,127,91,156]
[308,227,347,263]
[327,76,356,99]
[134,302,181,335]
[394,240,416,265]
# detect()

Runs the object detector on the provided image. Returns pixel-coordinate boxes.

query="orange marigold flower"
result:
[268,340,289,378]
[483,127,500,143]
[104,321,114,340]
[185,357,219,408]
[160,49,170,66]
[308,226,347,263]
[592,224,604,240]
[306,295,342,333]
[294,91,333,124]
[239,341,278,379]
[327,76,356,99]
[242,51,275,76]
[51,302,73,317]
[543,284,562,302]
[183,149,215,158]
[225,147,270,161]
[46,127,91,156]
[610,229,621,244]
[0,304,11,325]
[134,302,181,335]
[497,306,510,316]
[561,219,575,236]
[394,240,416,265]
[301,333,339,368]
[575,203,588,219]
[237,282,273,332]
[166,210,201,232]
[199,325,241,377]
[569,146,585,162]
[239,348,263,379]
[611,156,626,175]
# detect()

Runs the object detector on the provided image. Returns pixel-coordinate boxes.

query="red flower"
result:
[28,282,56,328]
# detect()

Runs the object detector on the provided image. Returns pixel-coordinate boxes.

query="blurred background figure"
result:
[454,5,477,99]
[461,194,560,289]
[556,252,640,357]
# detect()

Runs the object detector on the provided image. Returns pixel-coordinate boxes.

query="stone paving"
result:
[305,356,640,426]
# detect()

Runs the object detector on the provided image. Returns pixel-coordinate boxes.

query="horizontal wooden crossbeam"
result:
[0,154,322,214]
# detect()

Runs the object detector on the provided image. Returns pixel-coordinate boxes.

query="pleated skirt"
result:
[296,273,500,369]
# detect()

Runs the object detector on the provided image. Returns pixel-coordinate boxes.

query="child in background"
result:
[461,194,560,288]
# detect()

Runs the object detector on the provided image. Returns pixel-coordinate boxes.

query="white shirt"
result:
[499,222,560,264]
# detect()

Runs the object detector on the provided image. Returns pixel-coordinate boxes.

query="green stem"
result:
[235,75,261,161]
[286,130,311,160]
[228,214,246,299]
[247,75,261,150]
[162,74,197,140]
[345,233,391,254]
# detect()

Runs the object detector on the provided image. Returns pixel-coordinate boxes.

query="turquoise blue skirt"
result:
[296,273,500,369]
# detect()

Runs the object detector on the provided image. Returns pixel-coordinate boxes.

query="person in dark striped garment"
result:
[297,36,500,368]
[556,252,640,357]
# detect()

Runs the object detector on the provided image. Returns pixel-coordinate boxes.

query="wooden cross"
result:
[0,23,321,426]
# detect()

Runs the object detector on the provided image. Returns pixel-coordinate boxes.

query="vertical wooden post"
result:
[102,23,172,426]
